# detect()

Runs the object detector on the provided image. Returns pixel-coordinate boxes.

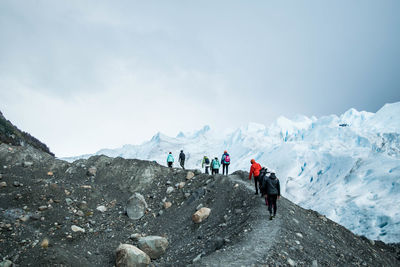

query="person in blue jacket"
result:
[167,152,174,168]
[221,150,231,175]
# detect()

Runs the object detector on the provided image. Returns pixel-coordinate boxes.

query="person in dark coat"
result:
[261,170,281,220]
[179,150,185,170]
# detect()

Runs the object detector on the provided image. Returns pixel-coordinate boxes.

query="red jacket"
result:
[249,162,262,180]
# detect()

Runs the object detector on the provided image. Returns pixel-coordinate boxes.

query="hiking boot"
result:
[269,215,273,220]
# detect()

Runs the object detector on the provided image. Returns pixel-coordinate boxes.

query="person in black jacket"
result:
[261,170,280,220]
[179,150,185,170]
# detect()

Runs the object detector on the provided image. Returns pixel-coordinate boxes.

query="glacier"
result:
[64,102,400,243]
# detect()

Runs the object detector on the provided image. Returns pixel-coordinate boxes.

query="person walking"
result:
[167,152,174,168]
[179,150,186,170]
[202,156,211,174]
[211,157,220,174]
[262,170,281,220]
[249,159,262,195]
[221,150,230,175]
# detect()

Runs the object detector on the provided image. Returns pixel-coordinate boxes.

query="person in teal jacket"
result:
[167,152,174,168]
[211,157,221,174]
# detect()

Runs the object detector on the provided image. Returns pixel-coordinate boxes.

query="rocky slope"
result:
[0,111,53,156]
[0,143,399,266]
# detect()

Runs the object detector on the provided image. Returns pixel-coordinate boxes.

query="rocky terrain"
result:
[0,112,399,266]
[0,143,399,267]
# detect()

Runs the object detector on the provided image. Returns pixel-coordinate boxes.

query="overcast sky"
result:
[1,0,400,157]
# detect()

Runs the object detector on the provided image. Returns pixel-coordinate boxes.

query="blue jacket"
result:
[167,154,174,163]
[212,159,220,169]
[221,153,230,164]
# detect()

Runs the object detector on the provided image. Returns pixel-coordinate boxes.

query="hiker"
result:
[167,152,174,168]
[202,156,211,174]
[249,159,262,195]
[221,150,230,175]
[211,157,220,174]
[261,169,281,220]
[179,150,185,170]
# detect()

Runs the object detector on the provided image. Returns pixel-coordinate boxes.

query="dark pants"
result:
[212,168,219,175]
[180,160,185,170]
[254,175,259,194]
[222,164,229,175]
[168,162,173,168]
[205,166,209,174]
[266,195,278,215]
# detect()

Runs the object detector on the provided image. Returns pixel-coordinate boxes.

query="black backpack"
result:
[258,167,268,191]
[205,157,210,164]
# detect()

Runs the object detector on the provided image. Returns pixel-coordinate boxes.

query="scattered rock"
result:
[296,232,303,238]
[312,259,318,267]
[287,258,296,266]
[47,171,53,176]
[80,185,91,189]
[192,253,202,263]
[138,236,169,259]
[87,167,97,176]
[192,207,211,223]
[96,205,107,212]
[126,193,148,220]
[293,218,299,224]
[77,201,88,210]
[71,225,85,233]
[178,182,185,189]
[129,233,142,241]
[0,181,6,188]
[115,244,150,267]
[186,171,195,180]
[65,198,73,206]
[76,210,84,217]
[166,186,174,194]
[163,202,172,209]
[196,204,204,210]
[38,206,48,211]
[23,161,33,167]
[41,238,49,249]
[0,260,13,267]
[234,183,239,188]
[13,181,21,187]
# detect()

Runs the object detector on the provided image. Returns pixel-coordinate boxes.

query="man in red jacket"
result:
[249,159,262,195]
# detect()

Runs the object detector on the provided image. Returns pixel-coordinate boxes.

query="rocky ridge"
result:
[0,143,399,266]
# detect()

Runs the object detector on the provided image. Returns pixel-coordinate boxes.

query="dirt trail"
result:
[197,175,280,266]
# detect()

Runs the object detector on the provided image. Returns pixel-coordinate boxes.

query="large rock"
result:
[138,236,169,259]
[115,244,150,267]
[126,193,148,220]
[192,207,211,223]
[186,171,195,180]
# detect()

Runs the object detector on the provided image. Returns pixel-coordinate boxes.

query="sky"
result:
[1,0,400,157]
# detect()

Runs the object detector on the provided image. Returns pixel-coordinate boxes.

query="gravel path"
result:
[197,175,280,266]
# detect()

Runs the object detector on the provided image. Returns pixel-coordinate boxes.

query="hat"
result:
[224,150,227,153]
[250,159,255,164]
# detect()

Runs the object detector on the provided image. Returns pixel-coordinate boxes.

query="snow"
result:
[64,101,400,243]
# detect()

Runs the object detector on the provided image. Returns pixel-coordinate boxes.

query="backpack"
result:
[205,157,210,164]
[258,167,268,191]
[212,160,219,169]
[224,155,230,164]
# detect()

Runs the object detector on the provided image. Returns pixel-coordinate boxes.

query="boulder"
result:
[71,225,85,233]
[87,167,97,176]
[115,244,150,267]
[186,171,195,180]
[96,205,107,212]
[166,186,174,194]
[192,207,211,223]
[138,236,169,259]
[126,193,148,220]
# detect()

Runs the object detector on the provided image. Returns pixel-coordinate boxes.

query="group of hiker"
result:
[167,151,280,220]
[201,150,230,175]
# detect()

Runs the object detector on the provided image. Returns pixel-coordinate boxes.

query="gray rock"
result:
[23,161,33,167]
[186,171,195,180]
[71,225,85,233]
[196,203,204,210]
[192,253,202,263]
[96,205,107,212]
[13,181,21,187]
[0,260,13,267]
[126,193,148,220]
[129,233,142,241]
[0,182,6,188]
[87,167,97,176]
[166,186,174,194]
[138,236,169,259]
[65,198,74,206]
[287,258,296,266]
[115,244,150,267]
[312,260,318,267]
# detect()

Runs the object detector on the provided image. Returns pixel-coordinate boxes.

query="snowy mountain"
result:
[64,102,400,243]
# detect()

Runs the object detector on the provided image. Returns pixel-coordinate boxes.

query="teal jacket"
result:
[167,154,174,163]
[212,159,220,169]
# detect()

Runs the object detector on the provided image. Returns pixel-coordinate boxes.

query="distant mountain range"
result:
[64,102,400,243]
